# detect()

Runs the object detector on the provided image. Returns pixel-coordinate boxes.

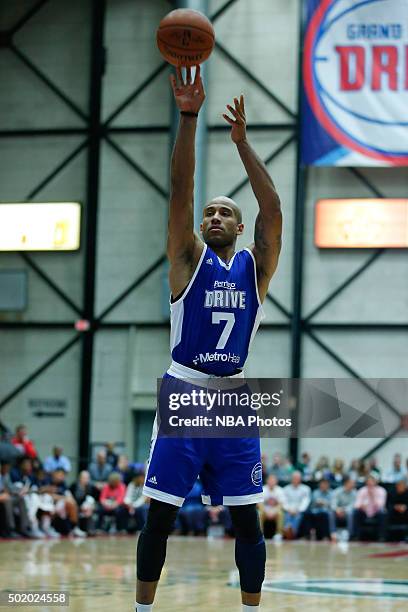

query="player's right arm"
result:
[168,66,205,297]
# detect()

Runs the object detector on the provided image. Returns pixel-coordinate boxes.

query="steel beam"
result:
[78,0,106,470]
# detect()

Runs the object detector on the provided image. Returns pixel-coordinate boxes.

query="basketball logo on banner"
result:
[302,0,408,166]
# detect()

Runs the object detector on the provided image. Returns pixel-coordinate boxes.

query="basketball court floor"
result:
[1,537,407,611]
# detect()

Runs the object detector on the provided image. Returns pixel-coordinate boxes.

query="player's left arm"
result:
[223,95,282,302]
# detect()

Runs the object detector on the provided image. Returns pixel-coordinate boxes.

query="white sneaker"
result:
[43,526,61,539]
[273,533,283,543]
[29,528,46,539]
[72,526,87,538]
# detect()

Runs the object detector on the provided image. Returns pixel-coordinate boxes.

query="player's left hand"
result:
[223,94,247,144]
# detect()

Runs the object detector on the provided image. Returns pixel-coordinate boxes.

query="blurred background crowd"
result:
[1,425,407,542]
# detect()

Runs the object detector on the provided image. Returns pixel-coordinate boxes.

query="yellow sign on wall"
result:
[0,202,81,251]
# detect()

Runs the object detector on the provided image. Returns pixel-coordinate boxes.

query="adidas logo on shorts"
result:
[148,476,157,485]
[205,258,213,265]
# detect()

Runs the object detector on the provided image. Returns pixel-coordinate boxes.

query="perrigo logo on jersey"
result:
[303,0,408,166]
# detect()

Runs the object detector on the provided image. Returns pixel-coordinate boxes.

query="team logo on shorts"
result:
[303,0,408,164]
[251,462,263,487]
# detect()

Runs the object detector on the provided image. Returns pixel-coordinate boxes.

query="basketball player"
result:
[135,66,282,611]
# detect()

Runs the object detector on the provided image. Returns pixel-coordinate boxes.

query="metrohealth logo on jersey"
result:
[302,0,408,166]
[193,351,240,365]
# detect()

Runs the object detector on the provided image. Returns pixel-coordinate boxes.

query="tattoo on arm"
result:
[255,214,282,251]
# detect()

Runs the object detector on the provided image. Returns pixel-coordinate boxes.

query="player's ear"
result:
[199,222,203,234]
[236,223,244,235]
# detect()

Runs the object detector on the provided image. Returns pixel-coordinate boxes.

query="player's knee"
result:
[230,504,265,593]
[144,499,179,536]
[229,503,262,541]
[137,500,179,582]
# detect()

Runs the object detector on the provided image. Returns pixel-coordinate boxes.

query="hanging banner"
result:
[302,0,408,166]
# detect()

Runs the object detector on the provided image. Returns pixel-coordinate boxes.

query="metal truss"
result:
[0,0,405,464]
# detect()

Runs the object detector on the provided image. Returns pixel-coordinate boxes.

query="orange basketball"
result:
[156,9,215,67]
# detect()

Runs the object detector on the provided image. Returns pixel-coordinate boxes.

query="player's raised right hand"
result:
[170,65,205,114]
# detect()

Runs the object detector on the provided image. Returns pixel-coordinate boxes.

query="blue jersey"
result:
[170,244,265,375]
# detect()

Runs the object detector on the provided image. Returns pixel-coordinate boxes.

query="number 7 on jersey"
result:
[212,312,235,349]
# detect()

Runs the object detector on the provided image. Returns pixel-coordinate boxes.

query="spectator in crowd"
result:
[39,469,86,538]
[259,474,284,540]
[383,453,407,484]
[305,478,334,541]
[10,457,35,487]
[296,452,313,482]
[0,462,31,538]
[269,453,284,481]
[11,425,37,459]
[331,476,356,537]
[386,477,408,540]
[368,456,381,480]
[9,458,46,538]
[282,471,311,539]
[98,472,127,534]
[356,460,370,485]
[348,459,359,482]
[353,474,387,541]
[114,454,133,486]
[43,446,72,475]
[330,459,345,486]
[70,470,98,534]
[313,456,331,482]
[205,504,232,537]
[270,453,293,483]
[176,479,206,536]
[124,470,149,533]
[89,450,112,490]
[105,442,119,469]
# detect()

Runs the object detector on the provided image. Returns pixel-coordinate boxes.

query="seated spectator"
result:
[176,479,205,536]
[368,456,381,480]
[0,461,31,538]
[296,452,313,482]
[114,454,133,486]
[11,425,37,459]
[313,456,331,482]
[356,459,370,485]
[43,446,71,475]
[348,459,359,482]
[89,450,112,490]
[10,458,45,538]
[269,453,284,481]
[98,472,127,534]
[387,477,408,540]
[383,453,407,484]
[259,474,284,540]
[352,474,387,541]
[205,505,232,537]
[105,442,119,469]
[39,469,86,538]
[282,471,311,539]
[270,453,293,483]
[10,457,36,487]
[331,477,356,538]
[124,470,149,533]
[305,478,334,541]
[330,459,345,486]
[70,470,98,534]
